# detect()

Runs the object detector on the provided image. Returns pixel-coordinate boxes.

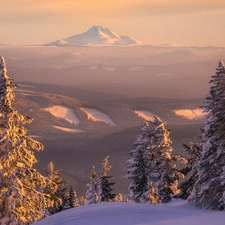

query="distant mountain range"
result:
[45,25,143,46]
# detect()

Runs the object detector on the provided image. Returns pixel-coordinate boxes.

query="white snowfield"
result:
[53,125,84,133]
[174,109,206,120]
[135,110,155,122]
[80,107,116,126]
[43,105,80,125]
[33,200,225,225]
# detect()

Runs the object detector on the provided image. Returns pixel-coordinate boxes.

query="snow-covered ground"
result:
[43,105,80,125]
[33,200,225,225]
[173,109,206,120]
[134,110,155,122]
[80,108,115,125]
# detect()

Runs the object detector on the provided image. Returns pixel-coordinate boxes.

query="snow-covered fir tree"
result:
[72,190,81,207]
[85,166,98,205]
[0,56,56,224]
[98,156,116,203]
[68,185,75,208]
[188,61,225,210]
[126,122,150,203]
[63,186,80,210]
[79,196,86,206]
[177,142,201,200]
[62,191,70,210]
[126,117,185,204]
[68,185,80,208]
[42,162,66,214]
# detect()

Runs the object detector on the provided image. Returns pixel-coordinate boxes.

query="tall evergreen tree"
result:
[126,117,185,204]
[98,156,116,203]
[85,166,98,205]
[188,61,225,210]
[126,122,150,203]
[0,57,55,224]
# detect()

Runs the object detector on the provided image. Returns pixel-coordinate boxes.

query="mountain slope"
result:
[45,25,142,46]
[33,201,225,225]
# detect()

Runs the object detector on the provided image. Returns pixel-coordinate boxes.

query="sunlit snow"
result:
[135,110,155,122]
[43,105,80,125]
[33,200,225,225]
[53,126,84,133]
[80,108,115,125]
[174,109,206,120]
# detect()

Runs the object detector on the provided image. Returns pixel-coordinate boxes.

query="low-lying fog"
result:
[2,45,224,99]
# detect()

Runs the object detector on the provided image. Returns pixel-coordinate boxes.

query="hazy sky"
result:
[0,0,225,46]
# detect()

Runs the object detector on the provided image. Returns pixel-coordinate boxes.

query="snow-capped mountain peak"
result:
[45,25,143,46]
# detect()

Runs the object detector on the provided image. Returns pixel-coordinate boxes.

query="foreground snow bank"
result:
[33,200,225,225]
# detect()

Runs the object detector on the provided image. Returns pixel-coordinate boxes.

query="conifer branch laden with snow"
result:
[0,57,56,224]
[41,162,66,215]
[177,142,201,200]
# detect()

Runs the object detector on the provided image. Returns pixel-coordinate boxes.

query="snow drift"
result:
[33,200,225,225]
